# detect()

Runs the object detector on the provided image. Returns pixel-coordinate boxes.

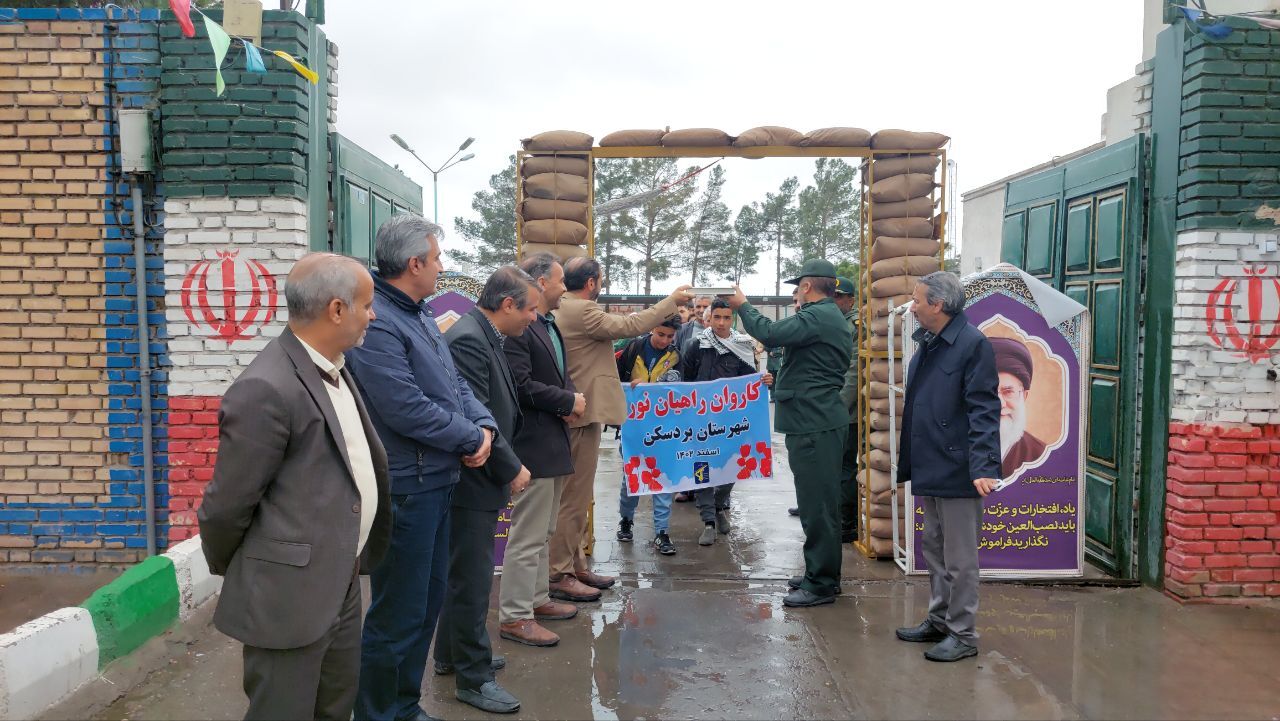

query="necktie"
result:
[543,315,565,375]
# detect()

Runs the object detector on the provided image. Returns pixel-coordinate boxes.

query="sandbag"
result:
[869,411,901,432]
[872,488,905,506]
[870,430,895,450]
[599,129,665,146]
[868,380,891,400]
[871,236,941,262]
[523,173,589,202]
[520,198,588,224]
[861,468,892,494]
[733,126,805,147]
[872,196,934,220]
[520,241,588,262]
[522,130,594,151]
[661,128,733,147]
[867,534,893,557]
[871,216,937,239]
[870,500,904,519]
[870,255,940,280]
[872,155,941,179]
[870,173,937,203]
[869,448,892,473]
[870,314,904,337]
[871,129,950,151]
[870,396,905,415]
[800,126,872,147]
[521,219,588,245]
[870,274,922,298]
[868,360,902,384]
[869,294,912,317]
[522,155,589,177]
[869,516,904,540]
[869,334,903,352]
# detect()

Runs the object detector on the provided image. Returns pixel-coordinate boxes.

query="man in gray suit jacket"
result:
[435,266,537,715]
[198,253,390,721]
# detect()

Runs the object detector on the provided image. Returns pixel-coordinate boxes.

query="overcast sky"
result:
[322,0,1146,294]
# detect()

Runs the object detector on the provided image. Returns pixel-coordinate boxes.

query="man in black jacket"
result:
[436,267,537,714]
[894,271,1001,663]
[497,253,591,649]
[680,298,773,546]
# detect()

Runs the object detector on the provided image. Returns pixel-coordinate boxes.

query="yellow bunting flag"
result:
[272,50,318,84]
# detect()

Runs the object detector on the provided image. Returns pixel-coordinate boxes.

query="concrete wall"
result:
[958,185,1005,275]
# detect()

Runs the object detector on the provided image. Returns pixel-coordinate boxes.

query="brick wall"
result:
[1162,17,1280,599]
[158,10,314,200]
[0,7,167,564]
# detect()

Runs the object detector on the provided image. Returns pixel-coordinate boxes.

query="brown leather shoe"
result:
[499,619,559,647]
[533,601,578,621]
[548,574,601,602]
[575,569,616,590]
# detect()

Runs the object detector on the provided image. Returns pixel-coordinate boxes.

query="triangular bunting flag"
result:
[272,50,319,84]
[169,0,195,38]
[202,14,231,96]
[244,40,267,74]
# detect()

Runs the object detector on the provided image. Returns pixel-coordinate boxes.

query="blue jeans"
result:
[618,479,672,533]
[355,485,452,721]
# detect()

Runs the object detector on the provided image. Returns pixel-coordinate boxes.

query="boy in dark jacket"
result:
[615,317,682,555]
[679,299,773,546]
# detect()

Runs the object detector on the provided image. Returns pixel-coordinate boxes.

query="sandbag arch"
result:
[513,127,951,560]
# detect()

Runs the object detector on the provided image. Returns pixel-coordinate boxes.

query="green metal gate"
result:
[1000,134,1147,578]
[328,133,423,264]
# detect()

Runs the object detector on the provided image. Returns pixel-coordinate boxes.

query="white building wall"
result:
[959,186,1006,276]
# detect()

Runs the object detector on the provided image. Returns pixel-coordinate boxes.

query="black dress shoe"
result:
[782,587,835,607]
[433,655,506,676]
[895,620,948,643]
[924,635,978,662]
[456,680,520,714]
[787,575,842,595]
[787,507,799,516]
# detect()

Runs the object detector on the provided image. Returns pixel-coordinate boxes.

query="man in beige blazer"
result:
[546,257,692,598]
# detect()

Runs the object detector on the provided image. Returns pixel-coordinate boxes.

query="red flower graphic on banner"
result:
[180,250,277,345]
[1205,265,1280,363]
[735,444,758,480]
[756,441,773,477]
[625,456,665,492]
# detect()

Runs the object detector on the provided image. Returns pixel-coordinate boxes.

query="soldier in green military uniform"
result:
[723,259,853,607]
[833,277,860,543]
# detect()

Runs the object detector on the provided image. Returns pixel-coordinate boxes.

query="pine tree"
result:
[707,204,766,285]
[753,177,800,296]
[789,158,861,278]
[448,155,517,276]
[593,159,641,294]
[681,165,731,285]
[617,158,696,294]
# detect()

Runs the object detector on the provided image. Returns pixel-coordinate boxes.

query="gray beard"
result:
[1000,412,1028,459]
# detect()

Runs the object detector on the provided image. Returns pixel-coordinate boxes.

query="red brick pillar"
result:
[1164,422,1280,599]
[166,397,221,542]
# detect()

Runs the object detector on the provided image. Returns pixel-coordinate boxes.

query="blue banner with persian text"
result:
[620,374,773,497]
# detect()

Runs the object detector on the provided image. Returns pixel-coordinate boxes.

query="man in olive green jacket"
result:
[834,277,860,544]
[724,259,853,607]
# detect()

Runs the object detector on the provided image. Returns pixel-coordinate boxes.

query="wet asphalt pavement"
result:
[85,433,1280,721]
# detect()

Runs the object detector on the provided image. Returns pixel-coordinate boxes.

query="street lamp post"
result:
[389,134,476,223]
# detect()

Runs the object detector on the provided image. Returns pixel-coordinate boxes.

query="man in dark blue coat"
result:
[894,271,1001,663]
[346,214,499,721]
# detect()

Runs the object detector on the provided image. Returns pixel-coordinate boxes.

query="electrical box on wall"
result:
[119,109,153,174]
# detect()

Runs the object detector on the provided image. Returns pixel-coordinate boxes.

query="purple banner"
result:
[906,272,1086,577]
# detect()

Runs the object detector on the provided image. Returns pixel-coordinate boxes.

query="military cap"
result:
[834,276,856,296]
[784,259,839,285]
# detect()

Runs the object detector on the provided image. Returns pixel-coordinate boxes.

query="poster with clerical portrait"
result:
[902,264,1088,577]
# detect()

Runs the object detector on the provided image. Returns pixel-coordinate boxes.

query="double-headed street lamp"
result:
[389,134,476,223]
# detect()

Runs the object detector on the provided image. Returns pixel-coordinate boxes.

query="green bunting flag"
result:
[202,14,231,96]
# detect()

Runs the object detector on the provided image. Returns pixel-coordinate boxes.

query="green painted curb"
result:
[79,556,180,666]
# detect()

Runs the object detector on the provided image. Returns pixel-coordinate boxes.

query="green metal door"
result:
[330,133,424,264]
[1000,135,1147,578]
